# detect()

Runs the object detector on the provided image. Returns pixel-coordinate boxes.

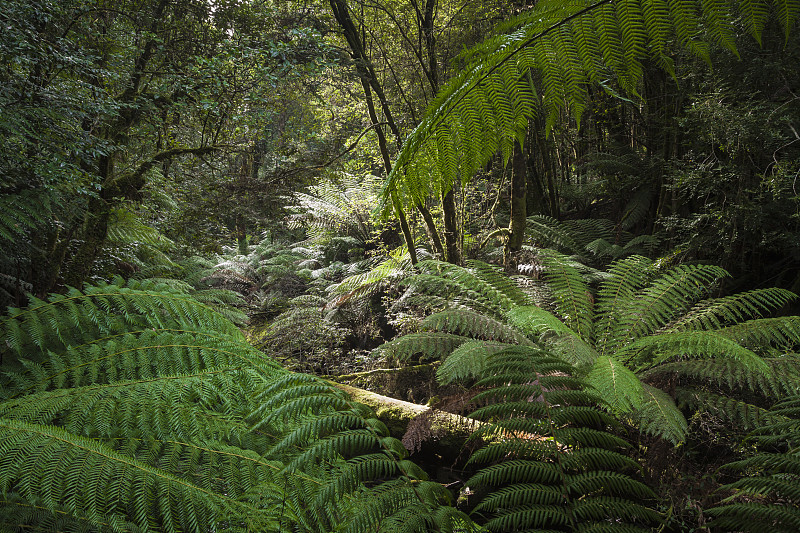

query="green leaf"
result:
[586,356,644,412]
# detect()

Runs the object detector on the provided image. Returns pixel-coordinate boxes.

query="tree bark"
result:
[442,188,461,264]
[505,140,528,266]
[332,383,480,447]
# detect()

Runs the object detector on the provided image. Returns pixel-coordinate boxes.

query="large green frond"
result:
[380,0,790,215]
[0,418,269,532]
[707,395,800,531]
[661,288,798,333]
[617,330,770,375]
[636,383,688,444]
[464,347,659,532]
[676,388,788,431]
[421,308,534,345]
[1,280,243,362]
[715,316,800,352]
[585,355,644,412]
[609,263,728,349]
[641,356,800,397]
[376,332,472,363]
[539,250,595,342]
[437,340,514,384]
[506,305,599,365]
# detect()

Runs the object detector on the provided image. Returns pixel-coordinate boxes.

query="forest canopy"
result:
[1,0,800,530]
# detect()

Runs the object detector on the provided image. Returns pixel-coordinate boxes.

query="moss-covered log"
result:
[331,382,480,456]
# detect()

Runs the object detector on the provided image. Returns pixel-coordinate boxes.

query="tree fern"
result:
[706,395,800,531]
[380,0,799,218]
[385,252,800,444]
[0,279,470,531]
[464,347,660,531]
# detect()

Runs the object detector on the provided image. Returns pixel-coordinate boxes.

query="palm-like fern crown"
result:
[0,279,472,532]
[525,215,660,264]
[379,0,799,213]
[381,252,800,444]
[291,173,382,245]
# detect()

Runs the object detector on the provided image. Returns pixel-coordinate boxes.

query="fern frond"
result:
[377,332,472,363]
[506,305,599,365]
[421,309,534,345]
[1,281,243,361]
[618,330,770,375]
[525,215,583,255]
[328,250,415,306]
[437,340,513,384]
[676,388,787,431]
[2,329,274,396]
[106,207,174,249]
[340,478,473,533]
[0,418,268,531]
[610,263,728,348]
[252,373,354,428]
[0,369,267,444]
[586,355,644,412]
[464,346,658,532]
[707,502,800,532]
[595,255,655,355]
[468,260,534,307]
[539,250,594,342]
[641,356,800,397]
[636,383,688,444]
[715,316,800,352]
[708,394,800,531]
[661,288,797,333]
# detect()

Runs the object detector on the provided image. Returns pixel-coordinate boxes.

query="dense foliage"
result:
[2,0,800,530]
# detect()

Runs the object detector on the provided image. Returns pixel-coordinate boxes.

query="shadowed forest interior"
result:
[1,0,800,530]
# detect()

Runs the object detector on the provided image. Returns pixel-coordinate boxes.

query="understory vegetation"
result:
[2,0,800,530]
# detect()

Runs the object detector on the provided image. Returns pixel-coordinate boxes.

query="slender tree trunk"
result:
[442,188,461,264]
[418,202,445,258]
[331,0,457,264]
[360,76,418,264]
[506,141,528,266]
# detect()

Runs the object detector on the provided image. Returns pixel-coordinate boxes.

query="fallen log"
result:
[330,382,481,455]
